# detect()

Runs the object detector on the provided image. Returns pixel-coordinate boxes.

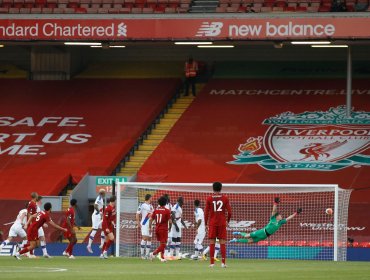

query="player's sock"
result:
[195,244,203,257]
[169,244,175,257]
[88,229,97,247]
[69,241,76,255]
[175,242,181,257]
[140,240,146,256]
[19,247,30,255]
[154,244,165,257]
[210,244,215,264]
[215,244,220,258]
[100,231,105,248]
[145,241,151,256]
[65,243,72,255]
[203,246,210,256]
[220,244,226,264]
[194,247,199,257]
[160,244,166,259]
[40,240,48,255]
[105,240,112,252]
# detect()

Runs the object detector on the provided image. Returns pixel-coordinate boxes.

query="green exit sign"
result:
[96,176,127,186]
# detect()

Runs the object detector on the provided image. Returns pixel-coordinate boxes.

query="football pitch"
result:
[0,257,369,280]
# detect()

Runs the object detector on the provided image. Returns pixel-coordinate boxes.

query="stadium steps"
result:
[61,190,73,212]
[62,226,91,244]
[117,92,200,177]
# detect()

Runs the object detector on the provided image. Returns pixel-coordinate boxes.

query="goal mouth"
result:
[116,182,340,193]
[115,182,351,262]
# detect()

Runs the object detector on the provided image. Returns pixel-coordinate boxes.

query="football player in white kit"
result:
[169,197,188,259]
[136,194,154,259]
[36,196,51,258]
[0,205,28,252]
[87,189,106,253]
[191,199,205,260]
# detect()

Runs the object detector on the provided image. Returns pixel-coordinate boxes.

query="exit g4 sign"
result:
[95,176,127,194]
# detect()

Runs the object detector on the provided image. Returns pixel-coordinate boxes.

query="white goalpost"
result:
[115,182,351,261]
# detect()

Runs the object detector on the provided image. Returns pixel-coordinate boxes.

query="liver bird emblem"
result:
[299,140,348,161]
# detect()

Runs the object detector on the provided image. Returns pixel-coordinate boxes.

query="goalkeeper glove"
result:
[274,197,280,204]
[296,208,302,214]
[232,232,242,235]
[229,238,238,243]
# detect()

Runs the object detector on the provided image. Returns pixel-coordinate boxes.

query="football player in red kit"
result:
[205,182,232,268]
[100,196,116,259]
[15,202,67,260]
[149,196,172,262]
[62,199,78,259]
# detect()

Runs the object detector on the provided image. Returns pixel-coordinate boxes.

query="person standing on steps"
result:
[184,57,198,96]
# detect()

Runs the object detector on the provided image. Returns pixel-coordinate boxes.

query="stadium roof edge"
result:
[0,12,370,20]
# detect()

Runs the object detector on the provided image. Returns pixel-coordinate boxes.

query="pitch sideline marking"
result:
[0,266,67,273]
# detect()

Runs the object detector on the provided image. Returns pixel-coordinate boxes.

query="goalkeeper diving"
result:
[230,197,302,243]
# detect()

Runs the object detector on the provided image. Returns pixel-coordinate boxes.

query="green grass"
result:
[0,257,369,280]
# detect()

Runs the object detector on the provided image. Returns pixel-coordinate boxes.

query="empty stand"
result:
[0,78,180,199]
[0,0,369,12]
[138,78,370,187]
[0,0,191,13]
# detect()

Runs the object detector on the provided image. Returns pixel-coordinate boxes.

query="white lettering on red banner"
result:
[0,18,369,40]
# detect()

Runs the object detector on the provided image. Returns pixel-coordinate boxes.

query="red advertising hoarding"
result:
[0,17,370,40]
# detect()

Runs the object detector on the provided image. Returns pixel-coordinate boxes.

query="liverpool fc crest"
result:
[228,106,370,171]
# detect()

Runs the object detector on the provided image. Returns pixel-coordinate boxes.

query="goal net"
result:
[115,183,351,261]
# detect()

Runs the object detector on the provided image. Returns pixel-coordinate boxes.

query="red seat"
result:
[154,5,165,12]
[142,7,153,12]
[285,6,295,11]
[52,7,64,12]
[296,6,306,11]
[258,241,269,246]
[14,0,24,8]
[108,7,119,12]
[86,7,98,12]
[176,6,187,12]
[0,7,9,12]
[119,7,131,12]
[97,7,108,12]
[41,7,53,12]
[75,7,87,12]
[215,6,226,12]
[23,0,35,8]
[131,6,142,12]
[9,7,20,13]
[31,7,42,12]
[164,6,175,12]
[64,7,75,12]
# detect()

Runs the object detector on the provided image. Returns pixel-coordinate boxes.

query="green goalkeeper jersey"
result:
[264,216,287,235]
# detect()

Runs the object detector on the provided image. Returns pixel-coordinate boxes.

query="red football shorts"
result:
[156,229,168,243]
[64,229,75,239]
[103,225,113,235]
[27,227,39,242]
[208,225,227,240]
